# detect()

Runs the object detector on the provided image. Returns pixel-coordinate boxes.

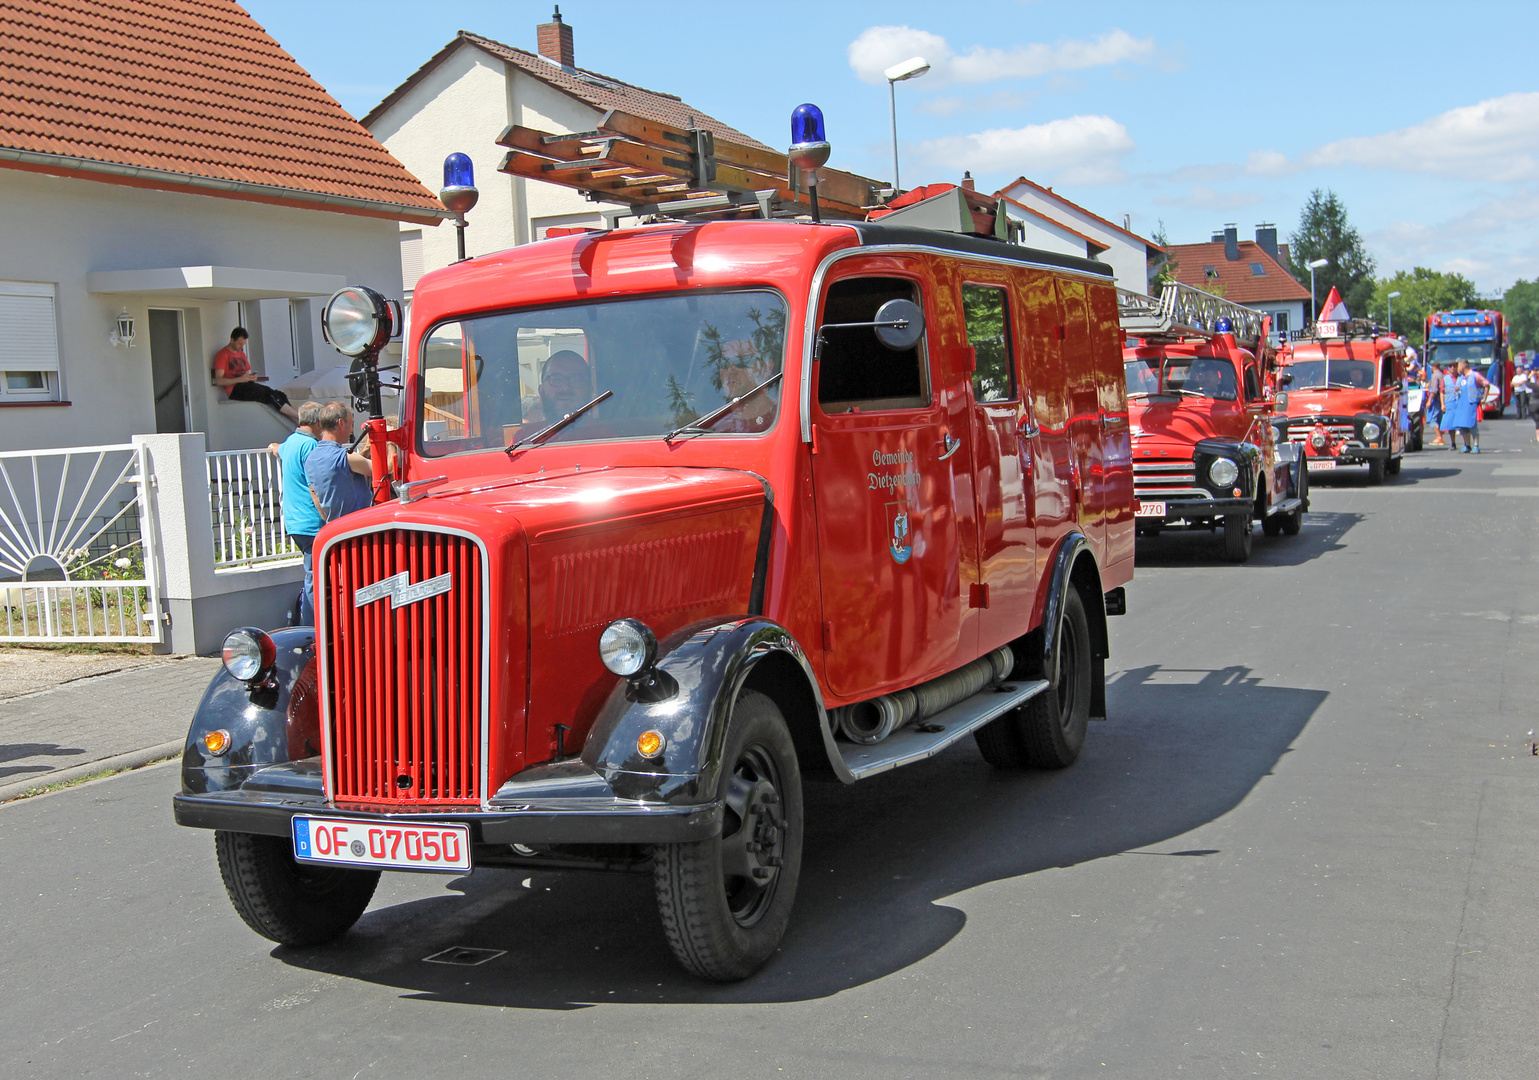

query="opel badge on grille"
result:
[354,570,452,609]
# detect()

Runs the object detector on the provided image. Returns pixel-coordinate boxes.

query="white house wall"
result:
[0,167,403,453]
[1002,183,1150,295]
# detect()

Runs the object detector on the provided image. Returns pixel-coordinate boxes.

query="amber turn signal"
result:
[203,729,232,756]
[636,730,665,758]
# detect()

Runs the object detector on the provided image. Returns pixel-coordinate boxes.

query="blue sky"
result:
[244,1,1539,294]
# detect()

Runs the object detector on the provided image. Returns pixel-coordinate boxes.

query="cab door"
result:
[811,266,974,698]
[1057,276,1104,555]
[960,278,1034,652]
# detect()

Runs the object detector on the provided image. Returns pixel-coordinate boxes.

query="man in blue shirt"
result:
[305,401,374,527]
[268,401,323,623]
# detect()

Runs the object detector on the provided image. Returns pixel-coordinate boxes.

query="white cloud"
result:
[1247,92,1539,181]
[917,89,1036,117]
[847,25,1153,86]
[917,115,1134,184]
[1367,188,1539,291]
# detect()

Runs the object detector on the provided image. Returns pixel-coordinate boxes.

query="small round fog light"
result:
[203,729,231,756]
[222,628,275,682]
[637,730,666,758]
[599,618,657,677]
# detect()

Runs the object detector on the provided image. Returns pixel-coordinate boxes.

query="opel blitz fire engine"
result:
[1122,283,1307,562]
[1275,318,1408,484]
[173,109,1133,980]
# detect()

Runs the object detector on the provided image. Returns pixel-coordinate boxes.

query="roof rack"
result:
[1118,282,1266,346]
[496,109,882,226]
[1289,317,1393,342]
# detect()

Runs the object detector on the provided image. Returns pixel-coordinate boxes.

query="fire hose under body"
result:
[832,646,1015,745]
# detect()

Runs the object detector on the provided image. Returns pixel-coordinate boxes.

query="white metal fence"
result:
[0,442,162,642]
[206,449,300,569]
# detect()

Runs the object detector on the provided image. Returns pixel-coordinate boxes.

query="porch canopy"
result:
[85,266,346,301]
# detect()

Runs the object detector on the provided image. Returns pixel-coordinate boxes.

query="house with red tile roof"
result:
[0,0,447,453]
[1165,226,1311,344]
[365,11,775,288]
[994,176,1163,296]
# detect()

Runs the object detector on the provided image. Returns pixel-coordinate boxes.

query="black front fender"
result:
[579,617,835,803]
[181,627,319,794]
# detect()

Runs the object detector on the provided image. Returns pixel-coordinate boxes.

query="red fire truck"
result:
[173,112,1133,981]
[1122,284,1307,561]
[1275,319,1409,484]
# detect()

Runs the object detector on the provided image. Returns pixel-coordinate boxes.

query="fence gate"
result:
[0,442,163,643]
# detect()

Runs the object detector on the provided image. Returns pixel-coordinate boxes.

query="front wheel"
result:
[653,690,803,981]
[1222,513,1253,563]
[214,831,379,947]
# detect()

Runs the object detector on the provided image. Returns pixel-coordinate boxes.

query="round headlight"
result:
[1361,421,1382,441]
[221,628,275,682]
[599,618,657,677]
[1208,457,1240,488]
[322,286,391,357]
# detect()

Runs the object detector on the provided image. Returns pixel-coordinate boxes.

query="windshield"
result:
[417,290,786,456]
[1286,358,1376,390]
[1427,341,1496,364]
[1124,355,1237,401]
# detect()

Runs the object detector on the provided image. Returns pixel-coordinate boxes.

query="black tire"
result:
[1222,513,1252,563]
[214,831,379,947]
[1386,454,1402,476]
[1016,589,1093,769]
[1367,457,1386,484]
[1262,511,1284,537]
[974,706,1028,767]
[1281,464,1306,536]
[653,690,803,981]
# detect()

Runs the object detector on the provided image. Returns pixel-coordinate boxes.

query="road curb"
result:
[0,740,183,803]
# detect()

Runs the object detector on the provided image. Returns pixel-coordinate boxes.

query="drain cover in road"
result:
[423,946,505,966]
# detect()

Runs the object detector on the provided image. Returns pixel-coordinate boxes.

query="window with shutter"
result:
[401,230,424,292]
[0,282,60,401]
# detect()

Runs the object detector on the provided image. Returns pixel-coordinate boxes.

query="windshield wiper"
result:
[663,372,783,442]
[506,389,614,454]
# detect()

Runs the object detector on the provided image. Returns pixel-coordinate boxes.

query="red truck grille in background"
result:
[323,529,484,805]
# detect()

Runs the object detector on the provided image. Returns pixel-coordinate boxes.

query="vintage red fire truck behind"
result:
[1275,320,1408,484]
[174,208,1133,979]
[1122,284,1307,562]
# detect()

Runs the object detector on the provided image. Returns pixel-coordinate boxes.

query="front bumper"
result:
[1136,496,1251,524]
[173,759,722,846]
[1308,445,1388,464]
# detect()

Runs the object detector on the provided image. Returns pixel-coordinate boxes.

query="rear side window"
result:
[963,284,1015,402]
[1243,364,1262,400]
[818,277,927,411]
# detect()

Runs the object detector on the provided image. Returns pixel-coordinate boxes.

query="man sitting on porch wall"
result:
[212,327,299,423]
[268,401,323,624]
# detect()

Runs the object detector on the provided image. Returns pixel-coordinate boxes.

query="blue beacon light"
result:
[443,152,475,190]
[787,104,832,223]
[1214,316,1233,334]
[439,152,479,263]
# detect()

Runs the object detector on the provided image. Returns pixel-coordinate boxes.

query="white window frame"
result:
[0,281,62,402]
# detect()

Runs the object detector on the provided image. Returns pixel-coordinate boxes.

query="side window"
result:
[962,284,1014,402]
[1380,353,1395,389]
[818,277,927,411]
[1243,364,1262,401]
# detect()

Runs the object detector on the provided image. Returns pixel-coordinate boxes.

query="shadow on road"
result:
[0,742,85,779]
[277,665,1327,1008]
[1134,510,1362,567]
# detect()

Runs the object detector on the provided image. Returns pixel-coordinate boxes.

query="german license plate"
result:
[1307,459,1336,471]
[292,816,471,872]
[1135,501,1166,517]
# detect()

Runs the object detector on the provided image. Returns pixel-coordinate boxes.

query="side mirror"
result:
[873,299,924,351]
[1275,391,1289,410]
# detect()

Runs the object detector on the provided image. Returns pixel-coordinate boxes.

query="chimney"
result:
[961,171,975,191]
[537,6,575,68]
[1223,223,1239,261]
[1255,223,1278,260]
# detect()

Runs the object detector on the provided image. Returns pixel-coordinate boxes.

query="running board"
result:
[839,679,1051,779]
[1265,496,1303,516]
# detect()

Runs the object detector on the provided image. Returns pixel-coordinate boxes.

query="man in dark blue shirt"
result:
[304,401,374,525]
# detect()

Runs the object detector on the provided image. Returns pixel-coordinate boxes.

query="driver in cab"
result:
[1187,358,1236,400]
[508,350,611,444]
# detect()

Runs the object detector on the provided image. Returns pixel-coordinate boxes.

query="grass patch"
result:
[3,754,179,802]
[0,641,156,658]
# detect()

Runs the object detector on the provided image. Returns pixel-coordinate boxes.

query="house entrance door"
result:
[148,309,187,434]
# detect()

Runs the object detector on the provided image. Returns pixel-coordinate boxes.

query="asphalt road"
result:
[5,421,1539,1079]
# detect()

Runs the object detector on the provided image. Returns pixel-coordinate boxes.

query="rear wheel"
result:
[1016,589,1093,769]
[1262,511,1285,537]
[1367,457,1387,484]
[1281,465,1306,536]
[1386,454,1402,476]
[214,831,379,947]
[1222,513,1253,563]
[653,690,802,981]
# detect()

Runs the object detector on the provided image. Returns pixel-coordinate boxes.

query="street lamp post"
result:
[1387,290,1402,333]
[1308,257,1329,325]
[884,56,930,194]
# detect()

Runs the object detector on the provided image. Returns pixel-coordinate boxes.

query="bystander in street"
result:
[267,401,322,624]
[304,402,374,526]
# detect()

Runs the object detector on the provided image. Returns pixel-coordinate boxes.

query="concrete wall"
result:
[0,168,404,453]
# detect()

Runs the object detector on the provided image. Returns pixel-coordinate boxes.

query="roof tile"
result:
[0,0,444,218]
[1166,239,1311,304]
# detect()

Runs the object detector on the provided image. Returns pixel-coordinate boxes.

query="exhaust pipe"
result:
[835,646,1014,745]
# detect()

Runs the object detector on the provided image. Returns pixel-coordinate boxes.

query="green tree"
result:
[1503,279,1539,354]
[1366,267,1480,347]
[1288,189,1377,319]
[1150,219,1178,291]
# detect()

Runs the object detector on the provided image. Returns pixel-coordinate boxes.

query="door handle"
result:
[937,433,961,460]
[1017,418,1039,439]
